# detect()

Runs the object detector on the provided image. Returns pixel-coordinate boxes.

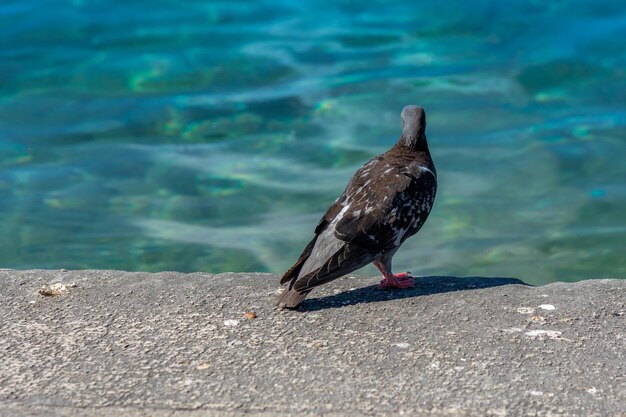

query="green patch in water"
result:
[517,59,604,94]
[335,34,400,48]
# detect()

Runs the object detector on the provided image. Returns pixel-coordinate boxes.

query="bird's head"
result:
[400,105,427,150]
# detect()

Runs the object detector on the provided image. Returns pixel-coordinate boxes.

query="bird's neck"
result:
[397,133,429,152]
[389,139,435,171]
[394,134,430,155]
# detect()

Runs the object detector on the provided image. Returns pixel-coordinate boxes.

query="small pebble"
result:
[539,304,555,310]
[311,340,328,348]
[223,319,239,327]
[244,311,257,319]
[38,282,76,297]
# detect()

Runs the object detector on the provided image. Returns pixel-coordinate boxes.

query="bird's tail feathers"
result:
[275,288,310,309]
[281,237,318,285]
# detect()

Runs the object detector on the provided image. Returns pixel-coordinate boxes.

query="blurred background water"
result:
[1,1,625,285]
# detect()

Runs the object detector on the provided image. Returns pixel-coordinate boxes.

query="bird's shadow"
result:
[299,276,530,312]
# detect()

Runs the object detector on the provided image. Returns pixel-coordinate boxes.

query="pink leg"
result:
[374,261,414,290]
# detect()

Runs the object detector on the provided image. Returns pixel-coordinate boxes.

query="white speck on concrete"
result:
[502,327,523,333]
[539,304,555,310]
[395,342,410,349]
[586,387,602,398]
[525,330,562,339]
[224,319,239,327]
[529,390,544,396]
[517,307,534,314]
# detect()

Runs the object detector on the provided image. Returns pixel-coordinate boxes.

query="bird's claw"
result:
[377,273,415,290]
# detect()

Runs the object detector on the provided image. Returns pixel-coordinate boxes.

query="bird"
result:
[276,105,437,309]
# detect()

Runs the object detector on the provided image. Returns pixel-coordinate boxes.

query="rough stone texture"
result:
[0,269,624,417]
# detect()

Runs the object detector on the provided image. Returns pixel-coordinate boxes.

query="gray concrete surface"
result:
[0,269,624,417]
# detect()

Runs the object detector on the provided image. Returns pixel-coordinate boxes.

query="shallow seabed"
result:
[1,1,625,285]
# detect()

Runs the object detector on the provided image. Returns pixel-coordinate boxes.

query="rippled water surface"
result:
[1,1,625,284]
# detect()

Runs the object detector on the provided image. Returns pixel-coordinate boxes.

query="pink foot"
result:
[377,272,414,290]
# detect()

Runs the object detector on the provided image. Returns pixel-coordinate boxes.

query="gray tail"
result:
[275,289,310,310]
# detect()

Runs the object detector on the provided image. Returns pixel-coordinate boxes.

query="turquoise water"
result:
[1,1,625,285]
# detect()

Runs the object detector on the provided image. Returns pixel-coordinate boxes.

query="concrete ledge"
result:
[0,270,624,416]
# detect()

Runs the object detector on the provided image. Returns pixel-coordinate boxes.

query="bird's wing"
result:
[335,161,437,249]
[280,157,381,285]
[279,197,346,285]
[292,238,376,292]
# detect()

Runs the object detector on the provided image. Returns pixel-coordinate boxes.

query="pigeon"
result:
[276,105,437,309]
